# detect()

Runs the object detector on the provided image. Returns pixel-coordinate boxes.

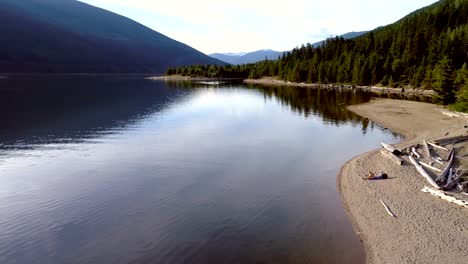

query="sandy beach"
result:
[340,99,468,263]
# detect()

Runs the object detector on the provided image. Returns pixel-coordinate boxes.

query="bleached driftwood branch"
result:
[381,142,401,155]
[419,161,442,172]
[423,139,431,159]
[380,199,396,217]
[411,147,421,159]
[427,142,449,151]
[432,157,444,165]
[409,156,440,189]
[380,149,403,165]
[421,186,468,209]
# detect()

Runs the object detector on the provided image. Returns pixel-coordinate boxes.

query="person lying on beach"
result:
[364,171,388,180]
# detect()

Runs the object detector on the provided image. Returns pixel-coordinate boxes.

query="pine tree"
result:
[450,63,468,111]
[388,76,394,87]
[433,56,456,104]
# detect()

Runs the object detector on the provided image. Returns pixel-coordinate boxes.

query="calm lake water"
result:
[0,76,400,264]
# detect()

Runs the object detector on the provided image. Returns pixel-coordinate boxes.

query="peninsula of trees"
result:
[166,0,468,110]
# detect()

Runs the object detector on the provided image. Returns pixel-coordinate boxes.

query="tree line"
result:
[167,0,468,110]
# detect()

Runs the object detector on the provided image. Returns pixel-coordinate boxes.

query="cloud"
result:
[79,0,437,53]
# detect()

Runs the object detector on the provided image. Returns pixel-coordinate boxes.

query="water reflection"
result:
[0,76,191,151]
[0,76,401,264]
[166,81,399,136]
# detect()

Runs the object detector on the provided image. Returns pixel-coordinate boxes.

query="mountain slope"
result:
[210,49,283,64]
[0,0,223,73]
[311,31,368,47]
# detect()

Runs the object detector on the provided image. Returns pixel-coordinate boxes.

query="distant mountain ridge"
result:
[210,49,284,65]
[211,31,368,65]
[311,31,369,47]
[0,0,223,73]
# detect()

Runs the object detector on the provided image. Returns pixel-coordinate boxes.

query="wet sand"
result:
[339,99,468,263]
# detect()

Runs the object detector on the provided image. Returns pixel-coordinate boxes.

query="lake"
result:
[0,76,400,263]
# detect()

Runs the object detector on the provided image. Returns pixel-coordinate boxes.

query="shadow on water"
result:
[0,75,191,150]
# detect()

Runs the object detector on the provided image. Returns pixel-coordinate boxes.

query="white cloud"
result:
[79,0,437,54]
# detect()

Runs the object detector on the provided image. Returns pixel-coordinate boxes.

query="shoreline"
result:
[244,77,434,99]
[338,99,468,263]
[146,75,243,81]
[149,75,434,99]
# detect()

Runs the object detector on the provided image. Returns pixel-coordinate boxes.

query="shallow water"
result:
[0,76,400,263]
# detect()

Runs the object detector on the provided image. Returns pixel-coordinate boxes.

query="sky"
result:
[78,0,437,54]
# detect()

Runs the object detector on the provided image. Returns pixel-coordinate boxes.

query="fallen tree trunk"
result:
[409,156,440,189]
[434,135,468,145]
[421,186,468,209]
[427,142,449,151]
[446,148,454,161]
[381,142,401,155]
[419,161,442,172]
[380,149,403,165]
[423,139,431,159]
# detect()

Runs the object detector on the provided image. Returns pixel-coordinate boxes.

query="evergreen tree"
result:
[433,56,456,104]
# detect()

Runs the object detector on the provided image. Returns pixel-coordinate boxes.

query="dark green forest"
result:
[167,0,468,110]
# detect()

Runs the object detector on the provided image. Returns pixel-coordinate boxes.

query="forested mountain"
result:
[210,50,283,64]
[311,31,368,47]
[170,0,468,109]
[0,0,223,73]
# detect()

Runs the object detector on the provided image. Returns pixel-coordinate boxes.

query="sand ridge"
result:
[339,99,468,264]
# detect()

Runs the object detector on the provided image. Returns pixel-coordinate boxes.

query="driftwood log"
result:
[446,148,454,161]
[427,142,449,151]
[443,175,460,191]
[419,161,442,172]
[423,139,431,159]
[434,135,468,145]
[432,157,444,165]
[380,149,403,165]
[381,142,401,155]
[447,168,453,183]
[421,186,468,209]
[409,156,440,189]
[411,147,421,159]
[436,149,455,184]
